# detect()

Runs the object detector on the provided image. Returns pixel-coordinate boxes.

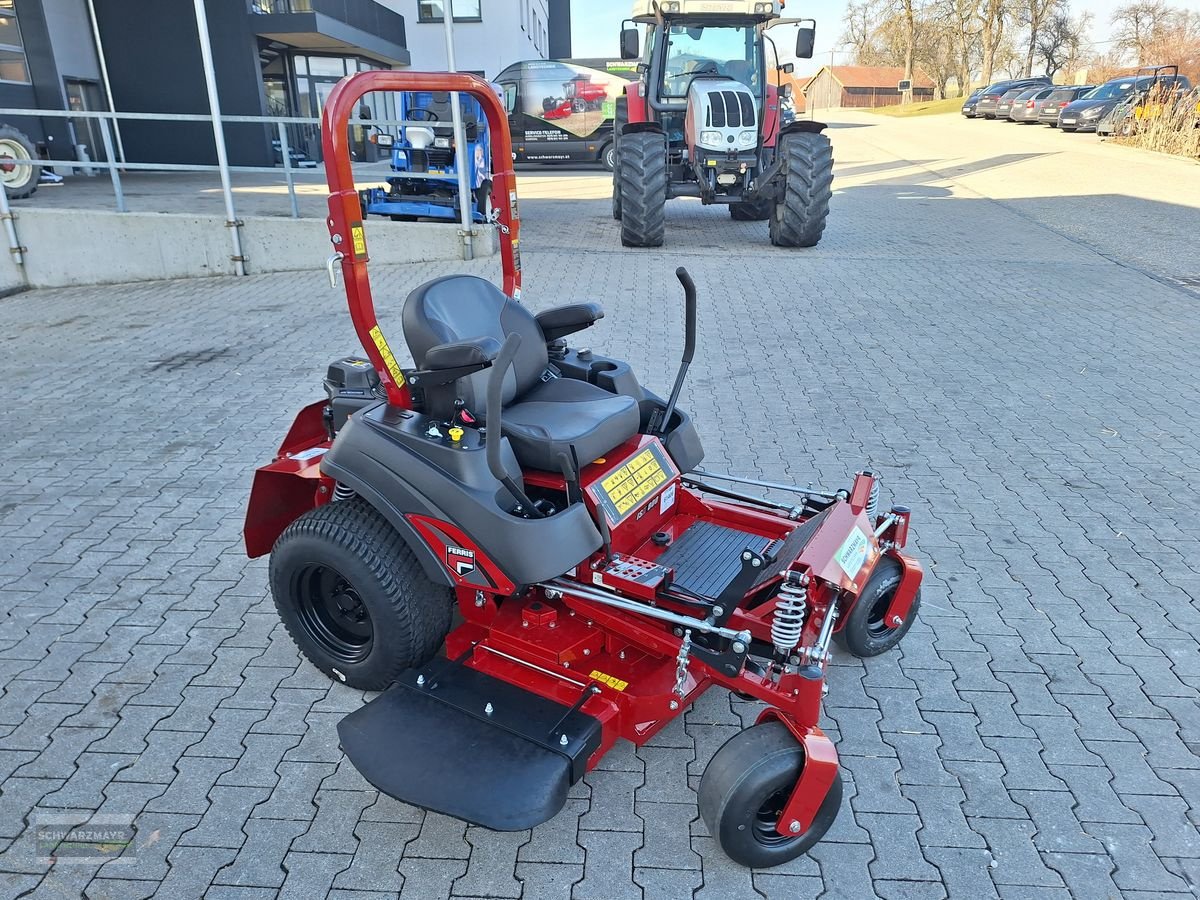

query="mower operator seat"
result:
[402,275,641,472]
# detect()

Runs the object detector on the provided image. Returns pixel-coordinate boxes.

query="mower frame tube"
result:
[321,71,521,408]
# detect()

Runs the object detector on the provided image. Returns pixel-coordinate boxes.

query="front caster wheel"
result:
[834,555,920,657]
[698,722,843,868]
[270,499,454,690]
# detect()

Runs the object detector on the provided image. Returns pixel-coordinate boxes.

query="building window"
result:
[418,0,482,22]
[0,0,30,84]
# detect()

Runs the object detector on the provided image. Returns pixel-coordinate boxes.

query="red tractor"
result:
[245,69,923,869]
[612,0,829,248]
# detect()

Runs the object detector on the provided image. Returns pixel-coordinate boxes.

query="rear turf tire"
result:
[730,197,771,221]
[769,132,833,248]
[833,555,921,658]
[699,722,843,869]
[270,499,454,690]
[618,130,667,247]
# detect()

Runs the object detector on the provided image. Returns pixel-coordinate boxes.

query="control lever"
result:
[657,267,698,436]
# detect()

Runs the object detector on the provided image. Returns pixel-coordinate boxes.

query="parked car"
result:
[1009,87,1055,122]
[961,88,986,117]
[994,87,1032,120]
[1059,71,1193,132]
[973,77,1053,119]
[1037,86,1095,126]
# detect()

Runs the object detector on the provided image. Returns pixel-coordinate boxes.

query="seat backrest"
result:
[402,275,547,418]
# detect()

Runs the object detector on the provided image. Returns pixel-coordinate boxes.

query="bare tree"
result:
[1037,7,1092,77]
[1112,1,1175,65]
[1020,0,1059,76]
[980,0,1009,85]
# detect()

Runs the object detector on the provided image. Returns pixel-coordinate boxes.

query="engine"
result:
[683,78,760,199]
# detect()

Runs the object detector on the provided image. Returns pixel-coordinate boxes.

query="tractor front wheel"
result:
[699,722,843,868]
[270,499,453,690]
[0,126,40,201]
[618,130,667,247]
[769,132,833,248]
[730,197,771,221]
[834,555,921,658]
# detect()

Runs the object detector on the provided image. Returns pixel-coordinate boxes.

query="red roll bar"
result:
[321,71,522,407]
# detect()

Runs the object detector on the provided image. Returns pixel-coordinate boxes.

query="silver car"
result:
[1009,87,1055,122]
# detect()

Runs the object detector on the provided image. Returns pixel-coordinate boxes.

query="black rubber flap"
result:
[337,665,601,831]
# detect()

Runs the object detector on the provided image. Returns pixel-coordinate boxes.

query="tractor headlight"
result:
[699,130,723,148]
[737,129,756,147]
[661,1,680,10]
[754,2,774,12]
[434,137,451,148]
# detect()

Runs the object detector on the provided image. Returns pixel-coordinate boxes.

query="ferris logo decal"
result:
[447,546,476,577]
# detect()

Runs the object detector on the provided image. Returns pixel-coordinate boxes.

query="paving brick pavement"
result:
[1,113,1199,898]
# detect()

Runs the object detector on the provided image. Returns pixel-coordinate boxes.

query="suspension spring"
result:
[332,482,356,502]
[771,573,809,655]
[866,477,880,521]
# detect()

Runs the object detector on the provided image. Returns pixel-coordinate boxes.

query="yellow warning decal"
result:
[589,670,629,691]
[368,325,405,386]
[599,448,668,516]
[351,224,367,257]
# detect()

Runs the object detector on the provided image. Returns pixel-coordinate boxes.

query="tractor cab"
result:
[361,90,493,222]
[611,0,829,249]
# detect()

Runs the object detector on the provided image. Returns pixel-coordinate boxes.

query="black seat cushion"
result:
[503,377,640,471]
[402,274,639,472]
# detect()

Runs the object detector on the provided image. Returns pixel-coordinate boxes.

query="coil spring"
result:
[771,574,808,654]
[332,482,357,502]
[866,478,880,521]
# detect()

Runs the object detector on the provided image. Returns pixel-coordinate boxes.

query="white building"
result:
[385,0,551,78]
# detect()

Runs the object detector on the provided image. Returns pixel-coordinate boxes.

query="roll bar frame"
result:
[321,71,522,407]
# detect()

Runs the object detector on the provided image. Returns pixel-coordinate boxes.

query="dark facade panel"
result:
[548,0,570,60]
[92,0,274,166]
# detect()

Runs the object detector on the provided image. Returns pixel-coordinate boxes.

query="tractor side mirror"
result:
[795,23,816,60]
[620,27,639,60]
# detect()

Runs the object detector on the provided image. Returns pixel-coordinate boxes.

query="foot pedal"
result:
[337,665,602,831]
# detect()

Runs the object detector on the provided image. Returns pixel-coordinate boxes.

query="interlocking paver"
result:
[3,108,1199,897]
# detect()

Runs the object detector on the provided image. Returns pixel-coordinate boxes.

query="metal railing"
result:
[0,105,484,272]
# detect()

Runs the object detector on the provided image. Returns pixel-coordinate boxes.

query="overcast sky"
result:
[569,0,1136,76]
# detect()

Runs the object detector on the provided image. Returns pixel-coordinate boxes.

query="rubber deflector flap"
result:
[337,669,598,831]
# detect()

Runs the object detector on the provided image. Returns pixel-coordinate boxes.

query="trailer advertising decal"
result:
[520,61,633,139]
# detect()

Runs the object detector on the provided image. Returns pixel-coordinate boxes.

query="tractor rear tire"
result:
[699,721,843,868]
[730,198,771,221]
[769,132,833,248]
[611,98,628,219]
[0,126,41,201]
[618,130,667,247]
[833,555,921,658]
[270,499,454,691]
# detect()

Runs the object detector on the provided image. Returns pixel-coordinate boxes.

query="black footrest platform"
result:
[337,663,602,831]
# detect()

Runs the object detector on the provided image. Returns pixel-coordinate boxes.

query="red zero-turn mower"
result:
[244,71,923,869]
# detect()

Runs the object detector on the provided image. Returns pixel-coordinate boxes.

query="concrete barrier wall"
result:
[0,209,496,290]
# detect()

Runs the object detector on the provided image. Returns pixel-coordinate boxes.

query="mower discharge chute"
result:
[360,89,493,222]
[244,69,923,869]
[612,0,829,248]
